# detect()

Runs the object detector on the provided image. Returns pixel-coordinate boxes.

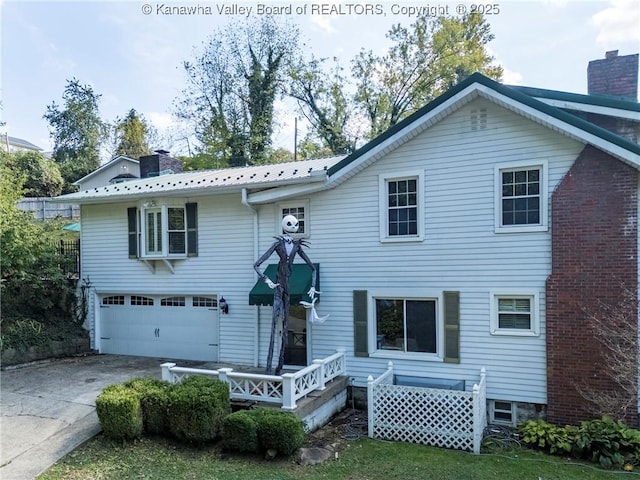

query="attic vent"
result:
[470,108,487,131]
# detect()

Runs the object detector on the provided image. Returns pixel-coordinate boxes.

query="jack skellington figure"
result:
[254,215,318,375]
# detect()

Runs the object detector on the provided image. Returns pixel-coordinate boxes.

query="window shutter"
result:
[186,203,198,257]
[443,291,460,363]
[353,290,368,357]
[127,207,138,258]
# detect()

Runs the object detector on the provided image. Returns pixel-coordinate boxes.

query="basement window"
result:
[489,400,517,426]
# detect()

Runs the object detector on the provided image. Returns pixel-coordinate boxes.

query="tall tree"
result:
[112,108,154,159]
[289,56,356,156]
[353,12,503,138]
[44,78,107,189]
[177,17,298,167]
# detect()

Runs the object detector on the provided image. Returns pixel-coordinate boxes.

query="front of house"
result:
[56,52,640,427]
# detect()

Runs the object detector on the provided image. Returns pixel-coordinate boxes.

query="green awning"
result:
[249,263,319,306]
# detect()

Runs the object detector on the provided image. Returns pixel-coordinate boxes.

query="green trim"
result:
[248,263,319,306]
[328,73,640,178]
[443,291,460,364]
[353,290,369,357]
[510,85,640,112]
[127,207,138,258]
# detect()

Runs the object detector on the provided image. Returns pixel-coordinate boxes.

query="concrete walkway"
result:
[0,354,209,480]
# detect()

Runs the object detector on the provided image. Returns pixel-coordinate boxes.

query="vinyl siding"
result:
[276,99,583,404]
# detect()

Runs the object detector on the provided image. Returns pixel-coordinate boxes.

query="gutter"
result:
[242,188,261,368]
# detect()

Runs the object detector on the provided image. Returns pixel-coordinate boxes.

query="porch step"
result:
[293,376,349,420]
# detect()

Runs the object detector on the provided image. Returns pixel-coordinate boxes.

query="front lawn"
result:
[39,434,626,480]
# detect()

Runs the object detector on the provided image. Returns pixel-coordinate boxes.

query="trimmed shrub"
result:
[122,378,170,435]
[95,384,143,440]
[221,411,259,452]
[167,376,230,444]
[250,408,306,456]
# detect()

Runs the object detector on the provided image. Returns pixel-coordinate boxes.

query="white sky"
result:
[1,0,639,158]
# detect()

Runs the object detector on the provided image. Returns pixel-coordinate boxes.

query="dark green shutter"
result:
[186,203,198,257]
[443,291,460,363]
[127,207,138,258]
[353,290,368,357]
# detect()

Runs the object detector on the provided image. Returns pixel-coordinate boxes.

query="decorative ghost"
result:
[253,215,325,375]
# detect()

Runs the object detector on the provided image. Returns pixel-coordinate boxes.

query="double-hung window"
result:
[490,292,539,336]
[375,298,437,354]
[129,202,197,259]
[495,161,547,233]
[278,200,309,238]
[379,171,424,242]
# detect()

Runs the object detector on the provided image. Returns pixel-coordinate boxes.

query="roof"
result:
[56,156,344,204]
[54,73,640,205]
[327,73,640,180]
[4,135,43,151]
[72,155,139,185]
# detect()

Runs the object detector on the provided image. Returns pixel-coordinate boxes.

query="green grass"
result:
[38,434,632,480]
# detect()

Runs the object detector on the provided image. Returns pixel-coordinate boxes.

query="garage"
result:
[98,294,219,361]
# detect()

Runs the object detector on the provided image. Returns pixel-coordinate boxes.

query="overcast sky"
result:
[1,0,639,158]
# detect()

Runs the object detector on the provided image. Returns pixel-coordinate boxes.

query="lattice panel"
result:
[372,385,474,451]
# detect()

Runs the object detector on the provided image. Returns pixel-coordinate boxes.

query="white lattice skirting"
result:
[368,363,487,453]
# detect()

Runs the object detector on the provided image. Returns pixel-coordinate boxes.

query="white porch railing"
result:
[160,348,346,411]
[367,362,487,454]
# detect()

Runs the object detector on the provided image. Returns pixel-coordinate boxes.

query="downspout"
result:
[242,188,260,368]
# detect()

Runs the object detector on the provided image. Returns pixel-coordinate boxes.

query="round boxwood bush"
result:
[122,378,170,435]
[221,410,259,452]
[95,384,143,440]
[250,408,306,456]
[167,376,230,443]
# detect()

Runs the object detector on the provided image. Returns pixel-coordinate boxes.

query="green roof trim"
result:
[328,73,640,177]
[510,85,640,112]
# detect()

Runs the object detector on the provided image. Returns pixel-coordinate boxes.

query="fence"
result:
[367,362,487,453]
[55,239,81,278]
[17,197,80,220]
[161,348,346,410]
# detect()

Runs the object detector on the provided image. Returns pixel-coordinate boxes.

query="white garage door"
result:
[99,294,219,361]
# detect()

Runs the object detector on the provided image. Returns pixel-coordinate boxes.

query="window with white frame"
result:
[490,293,539,336]
[375,298,437,354]
[495,162,547,233]
[142,205,187,257]
[379,172,424,242]
[279,201,309,237]
[489,400,517,426]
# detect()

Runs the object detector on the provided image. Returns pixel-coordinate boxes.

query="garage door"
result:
[99,294,219,361]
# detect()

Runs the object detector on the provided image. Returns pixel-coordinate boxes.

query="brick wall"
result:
[546,145,638,426]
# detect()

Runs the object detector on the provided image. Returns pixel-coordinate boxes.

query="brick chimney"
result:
[139,150,183,179]
[587,50,639,100]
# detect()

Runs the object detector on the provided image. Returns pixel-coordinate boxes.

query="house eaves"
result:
[53,156,343,205]
[510,85,640,121]
[327,73,640,186]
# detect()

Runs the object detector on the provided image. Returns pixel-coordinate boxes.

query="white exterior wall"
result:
[81,193,259,366]
[78,159,140,190]
[256,99,584,404]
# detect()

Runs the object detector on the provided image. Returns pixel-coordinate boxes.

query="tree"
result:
[111,109,154,159]
[176,17,299,167]
[353,12,503,138]
[578,286,638,421]
[3,150,63,197]
[44,78,107,189]
[0,160,70,318]
[289,56,356,156]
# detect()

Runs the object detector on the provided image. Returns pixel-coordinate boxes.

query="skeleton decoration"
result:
[253,215,327,375]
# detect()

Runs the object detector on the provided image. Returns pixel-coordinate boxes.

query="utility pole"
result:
[293,117,298,161]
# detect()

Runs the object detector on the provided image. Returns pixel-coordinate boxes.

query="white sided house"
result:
[55,55,640,427]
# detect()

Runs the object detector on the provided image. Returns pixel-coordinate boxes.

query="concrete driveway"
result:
[0,354,209,480]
